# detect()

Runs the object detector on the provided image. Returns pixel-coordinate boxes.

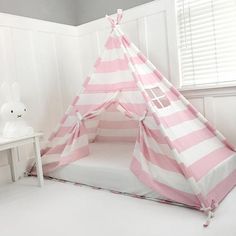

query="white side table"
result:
[0,133,44,187]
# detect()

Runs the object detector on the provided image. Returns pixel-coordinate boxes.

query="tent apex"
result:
[106,9,123,28]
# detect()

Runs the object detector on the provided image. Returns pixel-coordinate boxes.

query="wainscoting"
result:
[0,0,235,184]
[0,13,81,183]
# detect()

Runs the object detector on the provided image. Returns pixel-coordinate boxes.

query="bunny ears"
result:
[106,9,123,28]
[0,82,21,102]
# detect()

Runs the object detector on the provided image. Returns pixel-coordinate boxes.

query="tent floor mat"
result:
[44,142,198,210]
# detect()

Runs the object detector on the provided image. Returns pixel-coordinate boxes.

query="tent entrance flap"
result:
[85,102,140,143]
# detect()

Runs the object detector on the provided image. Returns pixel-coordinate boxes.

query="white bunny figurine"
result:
[0,82,34,138]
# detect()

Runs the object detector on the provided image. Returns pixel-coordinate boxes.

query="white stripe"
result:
[119,90,145,104]
[78,93,115,105]
[156,100,186,117]
[134,144,193,194]
[63,115,77,127]
[125,45,142,58]
[65,105,74,115]
[143,116,159,130]
[101,111,129,121]
[42,154,61,165]
[85,120,99,129]
[101,47,132,61]
[134,63,153,75]
[166,118,205,140]
[181,137,224,167]
[198,153,236,195]
[90,70,133,84]
[98,128,137,137]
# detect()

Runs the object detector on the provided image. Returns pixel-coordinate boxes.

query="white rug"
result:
[0,177,235,236]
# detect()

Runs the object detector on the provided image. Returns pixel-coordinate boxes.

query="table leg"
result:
[33,137,44,187]
[9,148,18,182]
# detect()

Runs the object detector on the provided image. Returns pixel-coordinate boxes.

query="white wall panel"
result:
[77,33,99,79]
[0,14,78,184]
[54,35,82,109]
[188,98,204,115]
[145,12,170,78]
[97,28,110,53]
[122,20,140,48]
[32,31,63,136]
[213,96,236,146]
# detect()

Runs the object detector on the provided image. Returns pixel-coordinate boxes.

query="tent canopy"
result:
[40,9,236,223]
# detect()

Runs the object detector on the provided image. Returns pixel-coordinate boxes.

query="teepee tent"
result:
[39,9,236,225]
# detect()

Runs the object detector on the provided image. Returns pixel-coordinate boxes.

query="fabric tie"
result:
[106,9,123,28]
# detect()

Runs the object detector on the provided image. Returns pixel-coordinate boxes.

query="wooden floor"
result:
[0,177,236,236]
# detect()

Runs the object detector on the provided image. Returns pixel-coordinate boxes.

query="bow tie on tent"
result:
[106,9,123,28]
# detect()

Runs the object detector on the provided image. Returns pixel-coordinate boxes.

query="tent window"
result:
[145,86,170,109]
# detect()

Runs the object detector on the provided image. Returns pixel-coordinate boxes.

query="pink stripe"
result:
[138,72,158,85]
[160,109,196,128]
[173,127,215,152]
[95,58,129,73]
[189,146,235,181]
[94,57,101,67]
[85,81,136,91]
[99,120,138,129]
[187,104,200,116]
[41,147,51,156]
[137,53,148,63]
[60,114,68,124]
[139,141,182,173]
[105,36,121,49]
[54,126,73,138]
[45,143,66,155]
[83,87,137,94]
[71,96,80,106]
[83,76,90,87]
[130,53,147,64]
[206,169,236,206]
[95,135,136,142]
[42,145,90,173]
[153,69,164,80]
[222,139,236,151]
[106,103,118,111]
[60,145,90,165]
[44,131,88,155]
[170,86,181,98]
[144,128,168,144]
[130,157,200,207]
[121,35,131,47]
[119,103,146,116]
[86,127,97,133]
[105,35,130,49]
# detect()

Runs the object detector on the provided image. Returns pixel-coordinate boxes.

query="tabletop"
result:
[0,132,43,145]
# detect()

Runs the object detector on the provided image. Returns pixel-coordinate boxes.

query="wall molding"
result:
[180,85,236,99]
[0,13,78,36]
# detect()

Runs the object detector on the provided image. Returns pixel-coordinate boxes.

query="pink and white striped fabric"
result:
[40,9,236,215]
